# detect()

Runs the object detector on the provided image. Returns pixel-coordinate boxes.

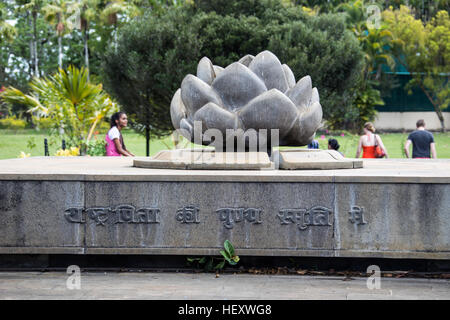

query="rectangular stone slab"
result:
[83,182,334,251]
[134,150,272,170]
[335,183,450,255]
[0,181,84,249]
[275,149,363,169]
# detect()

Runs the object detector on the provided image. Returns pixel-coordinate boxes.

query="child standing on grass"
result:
[105,111,135,157]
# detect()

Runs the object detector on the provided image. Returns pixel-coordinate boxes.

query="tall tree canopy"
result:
[384,6,449,131]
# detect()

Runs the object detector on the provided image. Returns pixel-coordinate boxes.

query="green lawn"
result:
[1,128,449,159]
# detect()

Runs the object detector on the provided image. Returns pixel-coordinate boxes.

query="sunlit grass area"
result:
[1,129,449,160]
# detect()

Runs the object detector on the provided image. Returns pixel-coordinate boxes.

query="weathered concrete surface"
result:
[0,272,449,300]
[0,157,449,183]
[0,181,84,250]
[82,181,334,251]
[0,157,449,259]
[335,183,450,258]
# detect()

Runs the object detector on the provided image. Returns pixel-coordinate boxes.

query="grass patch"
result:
[1,128,449,159]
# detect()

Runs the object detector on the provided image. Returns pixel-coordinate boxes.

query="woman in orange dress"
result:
[355,122,388,158]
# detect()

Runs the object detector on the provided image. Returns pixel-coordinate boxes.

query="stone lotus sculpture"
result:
[170,50,322,151]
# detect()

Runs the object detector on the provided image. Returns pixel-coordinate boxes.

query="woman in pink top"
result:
[105,111,135,157]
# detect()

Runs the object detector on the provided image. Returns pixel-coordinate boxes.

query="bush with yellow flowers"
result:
[18,151,31,158]
[55,147,80,156]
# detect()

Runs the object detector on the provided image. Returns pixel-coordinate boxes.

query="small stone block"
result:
[133,149,272,170]
[275,149,363,170]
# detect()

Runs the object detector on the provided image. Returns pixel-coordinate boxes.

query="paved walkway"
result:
[0,272,449,300]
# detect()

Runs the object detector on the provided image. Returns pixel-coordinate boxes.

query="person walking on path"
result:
[404,119,437,159]
[355,122,388,158]
[105,111,135,157]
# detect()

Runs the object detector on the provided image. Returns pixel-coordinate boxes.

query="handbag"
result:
[373,134,386,158]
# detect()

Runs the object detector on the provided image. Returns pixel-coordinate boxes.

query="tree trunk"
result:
[114,24,118,53]
[439,116,445,133]
[58,36,62,69]
[32,10,39,77]
[419,82,446,132]
[84,27,89,81]
[375,64,382,81]
[146,125,150,157]
[27,14,34,78]
[146,108,150,156]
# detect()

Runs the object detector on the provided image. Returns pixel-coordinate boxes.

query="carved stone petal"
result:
[281,115,303,146]
[237,89,298,137]
[179,118,193,141]
[212,62,267,111]
[282,64,296,90]
[305,133,316,145]
[286,75,312,111]
[170,89,186,129]
[193,102,241,133]
[238,54,255,67]
[213,65,224,77]
[311,87,320,104]
[197,57,216,85]
[298,101,323,141]
[283,131,316,146]
[248,50,289,93]
[181,74,223,115]
[283,101,322,146]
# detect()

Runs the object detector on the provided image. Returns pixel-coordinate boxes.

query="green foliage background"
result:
[1,0,449,145]
[102,0,364,136]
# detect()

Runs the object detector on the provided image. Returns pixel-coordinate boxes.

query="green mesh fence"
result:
[376,73,441,112]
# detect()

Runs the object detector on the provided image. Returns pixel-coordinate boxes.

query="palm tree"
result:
[335,0,398,131]
[336,0,396,81]
[0,2,17,44]
[15,0,47,77]
[42,0,79,69]
[99,0,141,51]
[0,65,118,151]
[73,0,101,81]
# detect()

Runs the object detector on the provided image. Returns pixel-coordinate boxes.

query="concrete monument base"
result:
[0,157,449,259]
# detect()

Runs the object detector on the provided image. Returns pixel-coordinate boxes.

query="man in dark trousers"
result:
[404,119,437,159]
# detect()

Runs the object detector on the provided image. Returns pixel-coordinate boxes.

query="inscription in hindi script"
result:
[216,208,263,229]
[277,206,333,230]
[176,205,201,224]
[64,205,160,225]
[348,206,367,225]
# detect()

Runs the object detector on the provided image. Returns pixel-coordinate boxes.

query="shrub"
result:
[86,138,106,156]
[32,116,53,130]
[0,117,26,130]
[55,147,80,156]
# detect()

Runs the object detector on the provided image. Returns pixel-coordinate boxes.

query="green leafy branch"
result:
[187,240,240,272]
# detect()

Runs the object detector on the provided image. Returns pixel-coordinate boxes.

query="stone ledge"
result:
[0,247,85,254]
[0,157,449,184]
[1,247,449,260]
